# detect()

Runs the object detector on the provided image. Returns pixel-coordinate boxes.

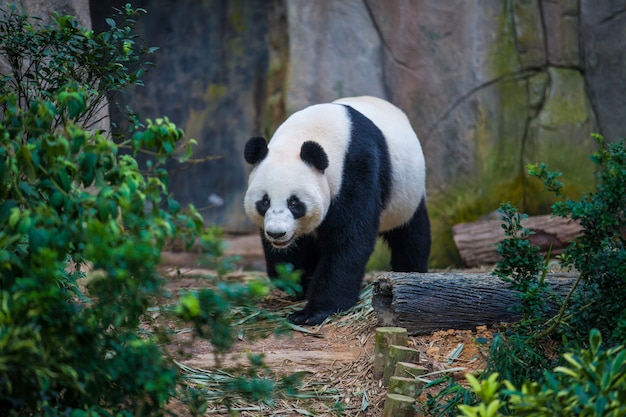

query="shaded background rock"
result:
[89,0,277,231]
[5,0,625,266]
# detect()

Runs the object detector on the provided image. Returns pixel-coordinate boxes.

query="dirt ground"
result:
[160,235,495,416]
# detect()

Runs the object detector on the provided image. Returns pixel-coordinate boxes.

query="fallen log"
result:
[372,272,578,335]
[452,214,582,267]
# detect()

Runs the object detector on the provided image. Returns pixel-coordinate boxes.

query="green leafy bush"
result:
[481,203,557,386]
[493,202,551,323]
[0,3,157,133]
[429,136,626,415]
[0,5,293,416]
[0,4,307,415]
[458,329,626,417]
[0,5,203,416]
[529,135,626,345]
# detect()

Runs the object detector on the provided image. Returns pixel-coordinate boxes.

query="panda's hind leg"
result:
[382,197,431,272]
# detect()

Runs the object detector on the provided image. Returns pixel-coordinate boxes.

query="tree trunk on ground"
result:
[452,215,582,267]
[372,272,578,335]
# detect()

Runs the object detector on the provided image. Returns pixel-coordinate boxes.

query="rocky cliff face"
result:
[18,0,625,264]
[4,0,91,24]
[89,0,281,231]
[287,0,600,195]
[282,0,621,265]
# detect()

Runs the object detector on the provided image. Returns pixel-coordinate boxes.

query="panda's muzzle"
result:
[266,231,286,240]
[265,230,294,249]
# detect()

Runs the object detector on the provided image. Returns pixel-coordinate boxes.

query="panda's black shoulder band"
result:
[244,136,268,165]
[300,141,329,172]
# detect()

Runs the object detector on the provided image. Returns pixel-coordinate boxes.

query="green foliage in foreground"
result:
[458,329,626,417]
[424,136,626,416]
[0,5,197,415]
[529,135,626,345]
[0,5,295,416]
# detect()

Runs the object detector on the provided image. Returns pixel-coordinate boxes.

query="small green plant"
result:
[493,202,551,322]
[272,262,303,298]
[459,329,626,417]
[418,376,476,417]
[457,373,506,417]
[485,329,554,387]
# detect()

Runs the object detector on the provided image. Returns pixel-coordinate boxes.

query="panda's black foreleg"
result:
[382,196,431,272]
[261,231,318,299]
[288,216,379,325]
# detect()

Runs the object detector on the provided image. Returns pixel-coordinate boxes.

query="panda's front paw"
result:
[288,308,332,326]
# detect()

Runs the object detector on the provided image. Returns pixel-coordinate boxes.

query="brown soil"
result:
[159,236,494,416]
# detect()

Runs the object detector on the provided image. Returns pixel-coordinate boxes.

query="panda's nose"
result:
[266,231,286,240]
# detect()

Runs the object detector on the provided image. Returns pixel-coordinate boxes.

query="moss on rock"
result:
[527,67,597,196]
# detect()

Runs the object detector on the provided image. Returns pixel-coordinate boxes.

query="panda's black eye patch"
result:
[287,195,306,219]
[256,194,270,216]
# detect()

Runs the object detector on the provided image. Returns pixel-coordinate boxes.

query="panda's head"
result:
[243,136,331,249]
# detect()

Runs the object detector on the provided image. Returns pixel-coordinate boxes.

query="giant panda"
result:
[243,96,431,325]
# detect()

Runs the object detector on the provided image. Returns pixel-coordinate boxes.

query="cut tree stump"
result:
[394,362,427,379]
[388,376,422,398]
[372,272,578,335]
[382,393,415,417]
[373,327,408,379]
[452,214,582,267]
[382,345,420,386]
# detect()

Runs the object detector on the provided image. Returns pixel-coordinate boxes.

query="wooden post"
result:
[373,327,408,379]
[382,345,420,386]
[382,393,415,417]
[394,361,427,379]
[388,376,422,398]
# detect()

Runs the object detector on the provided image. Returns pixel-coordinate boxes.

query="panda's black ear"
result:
[244,136,268,165]
[300,141,329,173]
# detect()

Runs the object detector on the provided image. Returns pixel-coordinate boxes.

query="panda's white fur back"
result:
[333,96,426,232]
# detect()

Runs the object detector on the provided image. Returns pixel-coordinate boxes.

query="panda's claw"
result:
[288,308,331,326]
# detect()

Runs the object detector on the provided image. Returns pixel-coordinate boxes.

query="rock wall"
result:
[2,0,91,24]
[284,0,617,266]
[580,2,626,142]
[90,0,281,232]
[287,0,599,195]
[12,0,626,264]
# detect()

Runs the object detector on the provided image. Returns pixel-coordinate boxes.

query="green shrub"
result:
[429,136,626,415]
[529,135,626,345]
[493,202,551,323]
[458,329,626,417]
[0,5,293,416]
[0,5,201,416]
[482,203,557,387]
